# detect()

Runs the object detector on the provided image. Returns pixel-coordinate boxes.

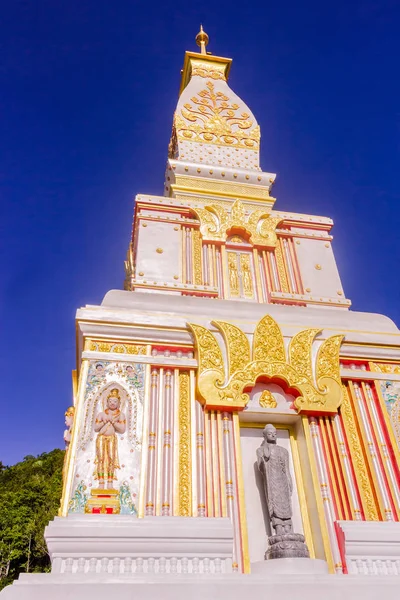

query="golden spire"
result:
[195,24,209,55]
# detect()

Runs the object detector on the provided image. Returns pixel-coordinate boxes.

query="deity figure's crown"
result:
[65,406,75,417]
[107,388,121,400]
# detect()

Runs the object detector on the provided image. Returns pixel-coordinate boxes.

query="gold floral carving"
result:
[192,229,203,285]
[259,390,277,408]
[178,372,191,517]
[87,341,147,355]
[340,385,378,520]
[192,200,282,247]
[274,241,290,293]
[191,61,226,81]
[252,315,286,363]
[188,315,344,414]
[212,320,250,377]
[188,323,225,375]
[176,81,260,149]
[369,362,400,375]
[289,329,321,382]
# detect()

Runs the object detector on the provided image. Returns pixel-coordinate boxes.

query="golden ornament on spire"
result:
[195,25,209,55]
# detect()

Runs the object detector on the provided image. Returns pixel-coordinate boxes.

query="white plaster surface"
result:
[294,238,344,299]
[337,521,400,575]
[135,220,181,282]
[45,515,233,573]
[239,427,304,564]
[3,571,400,599]
[251,557,328,574]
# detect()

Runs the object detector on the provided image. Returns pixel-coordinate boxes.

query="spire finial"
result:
[195,24,209,55]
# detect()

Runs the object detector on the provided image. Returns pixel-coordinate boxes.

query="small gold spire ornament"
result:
[196,25,209,55]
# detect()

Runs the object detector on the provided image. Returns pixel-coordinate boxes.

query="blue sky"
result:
[1,0,399,465]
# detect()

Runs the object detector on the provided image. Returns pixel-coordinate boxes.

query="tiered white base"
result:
[3,572,400,599]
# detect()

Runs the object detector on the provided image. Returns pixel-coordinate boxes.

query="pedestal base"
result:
[252,557,328,575]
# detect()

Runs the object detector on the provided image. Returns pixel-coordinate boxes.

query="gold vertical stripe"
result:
[325,417,351,521]
[232,414,251,573]
[190,370,198,516]
[178,372,191,516]
[138,363,151,518]
[262,250,273,297]
[173,368,180,516]
[192,228,203,285]
[302,416,335,573]
[341,385,379,520]
[274,238,290,292]
[361,382,400,520]
[217,412,228,517]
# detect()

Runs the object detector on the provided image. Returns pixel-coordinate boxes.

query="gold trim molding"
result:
[188,315,344,414]
[170,175,274,203]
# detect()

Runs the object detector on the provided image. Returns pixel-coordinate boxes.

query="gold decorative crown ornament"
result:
[65,406,75,417]
[107,388,121,400]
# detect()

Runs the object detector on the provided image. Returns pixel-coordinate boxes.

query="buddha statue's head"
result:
[263,423,277,444]
[107,388,121,410]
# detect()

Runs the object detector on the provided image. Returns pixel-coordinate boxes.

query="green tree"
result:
[0,449,64,590]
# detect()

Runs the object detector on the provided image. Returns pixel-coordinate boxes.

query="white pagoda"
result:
[3,27,400,600]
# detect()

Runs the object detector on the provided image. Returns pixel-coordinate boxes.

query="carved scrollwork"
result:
[189,314,344,414]
[191,200,282,247]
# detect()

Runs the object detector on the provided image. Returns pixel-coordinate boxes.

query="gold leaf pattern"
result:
[188,323,225,377]
[212,320,250,377]
[316,335,345,383]
[252,314,286,363]
[369,362,400,375]
[177,81,260,150]
[190,314,344,414]
[289,328,321,382]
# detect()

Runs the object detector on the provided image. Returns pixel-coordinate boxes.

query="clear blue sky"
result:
[1,1,399,465]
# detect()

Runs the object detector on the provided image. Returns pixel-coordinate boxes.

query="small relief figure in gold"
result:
[240,254,253,298]
[94,389,126,489]
[259,390,277,409]
[228,253,239,296]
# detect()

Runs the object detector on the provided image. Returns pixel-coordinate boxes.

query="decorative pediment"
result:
[188,315,344,414]
[192,200,282,247]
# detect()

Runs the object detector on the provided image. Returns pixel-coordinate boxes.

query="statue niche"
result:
[256,424,309,560]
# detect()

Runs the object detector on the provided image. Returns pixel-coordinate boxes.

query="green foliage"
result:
[0,449,64,590]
